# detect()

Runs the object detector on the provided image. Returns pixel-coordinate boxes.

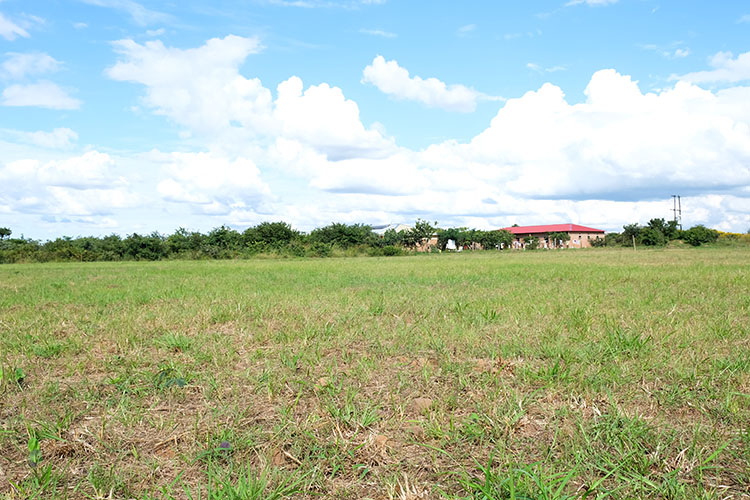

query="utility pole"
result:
[672,195,682,230]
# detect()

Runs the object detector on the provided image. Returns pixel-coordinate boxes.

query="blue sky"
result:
[1,0,749,239]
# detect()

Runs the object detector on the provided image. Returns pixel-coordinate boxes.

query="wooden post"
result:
[632,235,636,251]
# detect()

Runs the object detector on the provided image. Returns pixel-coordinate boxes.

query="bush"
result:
[382,245,401,256]
[309,223,376,249]
[683,225,719,246]
[640,227,667,246]
[243,222,299,249]
[308,242,332,257]
[590,236,606,248]
[524,235,539,250]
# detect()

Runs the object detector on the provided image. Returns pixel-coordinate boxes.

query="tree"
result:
[382,228,403,246]
[0,228,10,240]
[640,226,666,246]
[524,234,540,250]
[244,222,299,248]
[622,223,641,246]
[646,218,678,242]
[124,232,166,260]
[402,219,436,249]
[309,223,376,249]
[496,229,513,250]
[547,231,570,248]
[437,227,467,250]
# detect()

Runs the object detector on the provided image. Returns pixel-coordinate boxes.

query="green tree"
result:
[524,234,540,250]
[474,230,511,250]
[547,232,570,248]
[309,223,376,249]
[646,218,679,242]
[0,227,10,240]
[124,232,166,260]
[382,228,403,246]
[243,222,299,248]
[640,226,666,246]
[402,219,436,249]
[622,223,641,246]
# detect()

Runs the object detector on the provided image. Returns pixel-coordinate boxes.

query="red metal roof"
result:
[500,224,604,235]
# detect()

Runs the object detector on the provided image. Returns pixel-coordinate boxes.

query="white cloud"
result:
[100,36,750,234]
[527,62,567,73]
[145,27,165,36]
[640,42,691,60]
[0,151,138,216]
[738,14,750,23]
[80,0,170,26]
[107,36,394,159]
[0,12,29,41]
[359,28,396,38]
[457,24,476,35]
[1,127,78,149]
[677,51,750,84]
[2,52,61,79]
[362,55,500,113]
[107,36,270,135]
[2,81,81,109]
[73,22,88,29]
[157,152,271,214]
[274,76,393,159]
[428,69,750,201]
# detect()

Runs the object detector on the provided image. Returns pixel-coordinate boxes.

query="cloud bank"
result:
[4,35,750,234]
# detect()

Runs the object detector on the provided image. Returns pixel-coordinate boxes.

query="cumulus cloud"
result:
[108,35,394,159]
[2,52,61,79]
[102,36,750,233]
[677,51,750,84]
[362,55,500,112]
[2,81,81,109]
[274,68,750,231]
[435,69,750,200]
[157,152,271,215]
[0,12,29,41]
[0,151,138,216]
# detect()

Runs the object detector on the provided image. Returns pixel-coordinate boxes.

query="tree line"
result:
[589,218,722,248]
[0,218,740,264]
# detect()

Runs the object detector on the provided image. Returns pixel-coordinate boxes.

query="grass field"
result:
[0,248,748,499]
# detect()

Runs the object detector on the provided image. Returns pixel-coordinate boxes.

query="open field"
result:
[0,248,748,499]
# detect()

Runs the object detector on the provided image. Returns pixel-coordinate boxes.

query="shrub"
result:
[640,226,667,246]
[382,245,401,256]
[683,225,719,246]
[308,242,332,257]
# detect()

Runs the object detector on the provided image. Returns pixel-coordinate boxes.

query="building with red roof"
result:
[500,224,605,249]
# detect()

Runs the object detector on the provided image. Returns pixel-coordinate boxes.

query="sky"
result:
[1,0,749,239]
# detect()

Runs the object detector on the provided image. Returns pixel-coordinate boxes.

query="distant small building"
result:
[501,224,605,249]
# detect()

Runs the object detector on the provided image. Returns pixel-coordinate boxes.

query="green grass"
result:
[0,247,748,499]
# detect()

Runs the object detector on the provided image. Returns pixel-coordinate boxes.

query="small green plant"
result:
[0,365,25,388]
[461,458,582,500]
[27,434,42,468]
[154,365,187,390]
[156,332,193,352]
